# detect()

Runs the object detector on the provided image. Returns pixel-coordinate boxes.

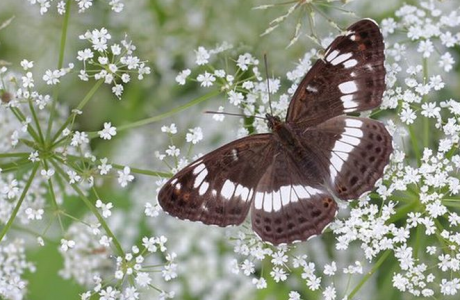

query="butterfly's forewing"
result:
[286,19,385,126]
[158,134,274,227]
[299,116,392,200]
[251,146,337,245]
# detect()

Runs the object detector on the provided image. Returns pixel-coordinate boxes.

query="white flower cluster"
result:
[0,239,35,300]
[26,0,124,15]
[77,28,151,99]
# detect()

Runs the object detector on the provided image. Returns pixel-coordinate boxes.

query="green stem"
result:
[0,163,39,242]
[51,80,104,143]
[10,107,41,143]
[387,199,419,224]
[408,125,421,166]
[28,98,45,144]
[42,159,65,232]
[45,0,72,142]
[348,250,392,299]
[63,154,170,178]
[50,159,124,256]
[117,89,221,132]
[0,153,29,158]
[422,57,429,148]
[0,158,33,173]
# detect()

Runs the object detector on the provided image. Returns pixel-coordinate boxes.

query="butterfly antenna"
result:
[204,111,266,120]
[264,53,274,116]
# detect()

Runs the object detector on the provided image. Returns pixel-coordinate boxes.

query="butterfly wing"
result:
[251,144,337,245]
[286,19,385,126]
[158,134,274,227]
[298,116,392,200]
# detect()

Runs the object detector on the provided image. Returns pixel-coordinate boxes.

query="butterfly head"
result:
[266,114,282,131]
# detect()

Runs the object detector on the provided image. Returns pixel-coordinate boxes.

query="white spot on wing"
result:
[171,178,178,185]
[234,184,244,197]
[175,183,181,190]
[255,192,264,209]
[343,59,358,68]
[199,182,209,195]
[221,180,236,199]
[341,95,359,110]
[338,81,358,94]
[345,119,363,128]
[335,151,349,161]
[331,53,353,66]
[293,185,309,199]
[192,163,206,175]
[193,168,208,188]
[332,140,354,153]
[263,192,272,212]
[329,152,344,182]
[280,186,291,206]
[231,149,238,161]
[340,134,361,146]
[306,85,318,93]
[242,187,250,202]
[272,190,281,212]
[325,50,339,62]
[343,127,363,138]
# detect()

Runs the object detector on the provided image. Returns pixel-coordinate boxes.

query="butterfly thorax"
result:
[266,114,304,153]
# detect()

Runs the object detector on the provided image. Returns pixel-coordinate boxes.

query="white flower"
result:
[185,127,203,144]
[135,272,151,287]
[98,158,113,175]
[228,90,244,106]
[165,145,180,157]
[323,285,336,300]
[197,72,216,87]
[417,40,434,58]
[99,287,119,300]
[439,52,455,72]
[162,263,177,281]
[421,102,440,118]
[118,166,134,187]
[212,106,225,122]
[195,46,210,65]
[99,235,112,247]
[241,259,255,276]
[67,170,82,184]
[71,131,89,147]
[98,122,117,140]
[252,277,267,289]
[270,267,287,282]
[175,69,191,85]
[400,107,416,124]
[60,239,76,252]
[41,169,55,180]
[144,203,160,217]
[2,179,19,199]
[77,48,94,61]
[288,291,301,300]
[43,69,62,85]
[20,59,34,70]
[161,123,177,134]
[22,72,34,88]
[95,199,113,218]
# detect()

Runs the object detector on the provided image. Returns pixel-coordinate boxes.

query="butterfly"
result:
[158,19,392,245]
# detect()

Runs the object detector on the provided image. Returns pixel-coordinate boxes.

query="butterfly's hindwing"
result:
[158,134,274,227]
[301,116,393,199]
[251,146,337,245]
[286,19,385,126]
